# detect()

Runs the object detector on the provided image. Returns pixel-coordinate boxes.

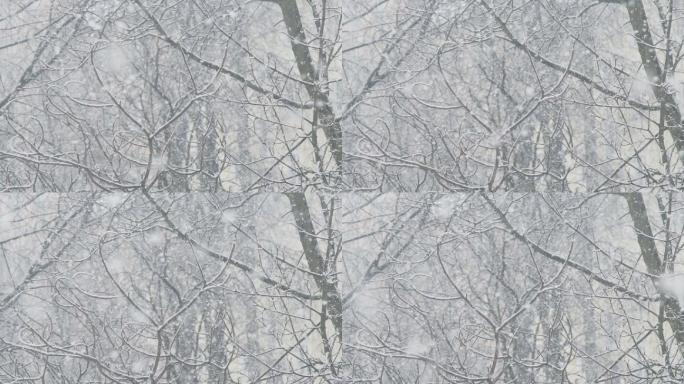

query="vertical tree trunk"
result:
[624,193,684,361]
[285,192,342,378]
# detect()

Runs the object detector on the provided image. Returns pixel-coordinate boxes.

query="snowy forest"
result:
[1,0,684,382]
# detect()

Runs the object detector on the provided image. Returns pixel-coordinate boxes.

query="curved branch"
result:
[481,191,658,302]
[142,190,321,301]
[131,0,312,110]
